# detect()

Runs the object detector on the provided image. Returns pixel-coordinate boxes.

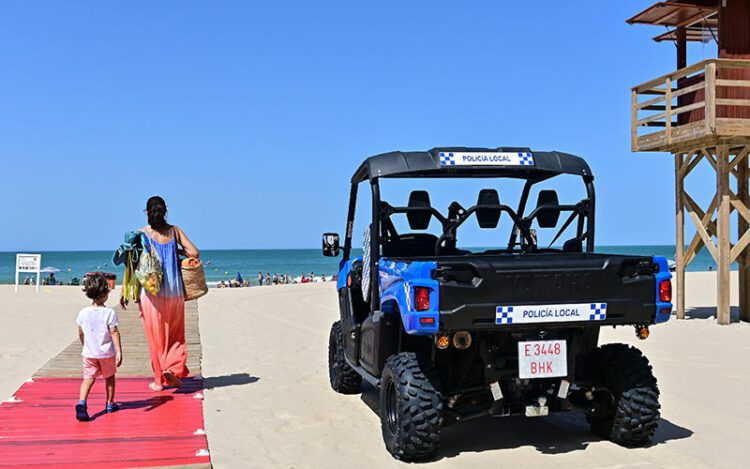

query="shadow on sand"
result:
[684,306,743,322]
[201,373,260,390]
[360,382,693,462]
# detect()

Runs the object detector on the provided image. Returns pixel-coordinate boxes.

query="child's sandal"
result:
[76,403,90,422]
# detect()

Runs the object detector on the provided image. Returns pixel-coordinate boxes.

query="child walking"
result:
[75,272,123,422]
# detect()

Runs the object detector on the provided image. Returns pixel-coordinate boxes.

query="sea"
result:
[0,246,726,287]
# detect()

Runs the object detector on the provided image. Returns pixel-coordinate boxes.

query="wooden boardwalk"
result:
[1,299,210,469]
[36,300,202,378]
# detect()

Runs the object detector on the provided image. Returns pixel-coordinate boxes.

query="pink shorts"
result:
[82,356,117,379]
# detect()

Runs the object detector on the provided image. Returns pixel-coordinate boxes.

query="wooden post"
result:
[631,89,638,151]
[675,153,686,319]
[706,62,717,134]
[666,77,672,144]
[717,143,732,324]
[739,146,750,322]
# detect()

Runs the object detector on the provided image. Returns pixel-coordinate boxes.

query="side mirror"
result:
[322,233,340,257]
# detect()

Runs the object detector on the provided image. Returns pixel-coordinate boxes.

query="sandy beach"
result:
[2,273,749,468]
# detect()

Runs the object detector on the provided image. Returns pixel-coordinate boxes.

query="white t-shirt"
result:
[76,306,119,359]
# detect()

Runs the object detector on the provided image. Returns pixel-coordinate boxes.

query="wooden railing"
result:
[631,59,750,152]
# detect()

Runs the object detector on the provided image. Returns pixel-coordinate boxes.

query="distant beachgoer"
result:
[121,196,199,392]
[709,266,713,271]
[23,276,30,285]
[218,280,226,288]
[266,272,271,285]
[258,272,263,286]
[75,272,122,422]
[49,273,57,286]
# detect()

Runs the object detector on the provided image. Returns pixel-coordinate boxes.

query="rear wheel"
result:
[585,343,660,446]
[379,352,443,461]
[328,321,362,394]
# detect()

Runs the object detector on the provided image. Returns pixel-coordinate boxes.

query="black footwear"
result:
[76,403,90,422]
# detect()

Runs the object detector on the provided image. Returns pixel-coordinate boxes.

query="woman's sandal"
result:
[149,382,164,392]
[162,371,182,388]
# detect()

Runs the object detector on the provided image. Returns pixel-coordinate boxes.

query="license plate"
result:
[518,340,567,379]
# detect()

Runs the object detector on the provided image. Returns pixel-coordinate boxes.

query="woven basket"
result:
[181,258,208,301]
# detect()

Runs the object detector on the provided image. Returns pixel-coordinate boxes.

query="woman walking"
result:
[132,196,199,391]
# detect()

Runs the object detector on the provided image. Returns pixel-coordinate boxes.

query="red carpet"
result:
[0,377,210,468]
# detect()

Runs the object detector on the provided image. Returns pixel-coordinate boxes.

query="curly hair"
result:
[83,272,110,300]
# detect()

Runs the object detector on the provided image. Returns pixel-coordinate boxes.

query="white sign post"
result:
[15,254,41,293]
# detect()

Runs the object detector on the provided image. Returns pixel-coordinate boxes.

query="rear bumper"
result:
[439,305,656,332]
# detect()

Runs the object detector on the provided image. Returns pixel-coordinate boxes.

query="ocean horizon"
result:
[0,246,727,286]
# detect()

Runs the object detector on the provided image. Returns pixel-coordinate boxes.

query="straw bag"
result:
[181,257,208,301]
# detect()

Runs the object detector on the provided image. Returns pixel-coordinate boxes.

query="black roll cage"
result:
[341,174,596,309]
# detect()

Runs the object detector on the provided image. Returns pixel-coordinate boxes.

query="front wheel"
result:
[379,352,443,462]
[328,321,362,394]
[585,343,661,446]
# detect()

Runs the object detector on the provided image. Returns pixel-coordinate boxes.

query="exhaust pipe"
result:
[452,331,472,350]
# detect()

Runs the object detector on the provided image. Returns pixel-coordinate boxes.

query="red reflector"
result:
[661,308,672,315]
[419,317,435,325]
[659,280,672,303]
[415,287,431,311]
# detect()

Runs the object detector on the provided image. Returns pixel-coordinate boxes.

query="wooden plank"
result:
[675,153,686,319]
[636,93,667,109]
[717,143,731,325]
[740,149,750,322]
[672,80,707,99]
[681,150,703,177]
[36,300,202,378]
[684,192,719,263]
[716,79,750,87]
[701,147,718,171]
[633,60,708,93]
[671,100,706,117]
[731,228,750,262]
[684,193,718,265]
[638,111,668,125]
[716,98,750,106]
[730,145,750,177]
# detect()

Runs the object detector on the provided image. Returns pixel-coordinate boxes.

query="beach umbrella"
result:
[40,267,62,274]
[236,272,243,283]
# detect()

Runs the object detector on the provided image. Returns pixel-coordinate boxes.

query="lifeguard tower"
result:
[629,0,750,324]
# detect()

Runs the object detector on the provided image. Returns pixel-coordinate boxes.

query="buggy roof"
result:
[351,147,593,183]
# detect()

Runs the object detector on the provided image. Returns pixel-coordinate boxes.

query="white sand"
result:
[198,274,750,468]
[2,274,749,468]
[0,285,93,400]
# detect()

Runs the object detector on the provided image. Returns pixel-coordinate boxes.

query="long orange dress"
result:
[139,229,188,387]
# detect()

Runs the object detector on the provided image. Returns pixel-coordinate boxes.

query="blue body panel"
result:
[378,259,439,335]
[337,257,360,290]
[338,255,671,333]
[653,256,673,324]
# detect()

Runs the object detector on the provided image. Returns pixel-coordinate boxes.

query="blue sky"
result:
[0,1,721,250]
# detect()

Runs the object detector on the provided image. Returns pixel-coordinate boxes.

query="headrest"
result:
[536,190,560,228]
[476,189,501,229]
[407,191,431,230]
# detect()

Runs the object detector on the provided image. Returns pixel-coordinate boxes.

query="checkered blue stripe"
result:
[589,303,607,321]
[439,152,456,166]
[518,152,534,166]
[496,306,514,324]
